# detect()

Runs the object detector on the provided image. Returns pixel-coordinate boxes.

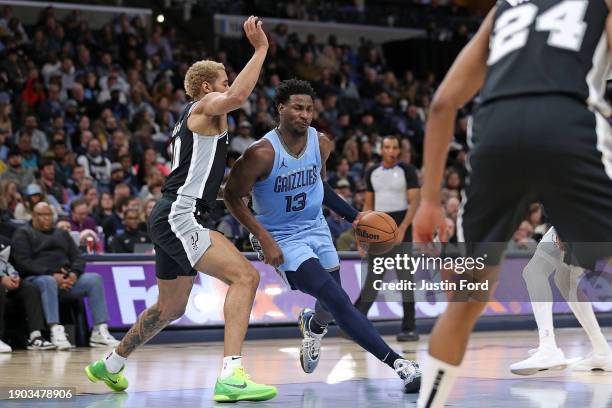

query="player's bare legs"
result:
[116,276,195,357]
[418,265,498,407]
[195,231,259,356]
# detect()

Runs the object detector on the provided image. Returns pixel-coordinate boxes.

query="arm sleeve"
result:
[323,181,359,223]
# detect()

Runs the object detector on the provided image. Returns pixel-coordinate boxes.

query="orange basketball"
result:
[355,212,398,255]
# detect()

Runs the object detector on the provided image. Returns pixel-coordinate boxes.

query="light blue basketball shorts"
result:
[250,222,340,287]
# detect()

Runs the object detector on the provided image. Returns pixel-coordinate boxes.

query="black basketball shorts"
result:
[457,94,612,269]
[148,194,212,279]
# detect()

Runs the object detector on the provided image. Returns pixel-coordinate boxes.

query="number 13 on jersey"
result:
[488,0,588,66]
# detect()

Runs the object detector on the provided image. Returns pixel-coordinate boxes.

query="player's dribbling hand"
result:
[352,211,370,229]
[259,235,284,268]
[244,16,268,51]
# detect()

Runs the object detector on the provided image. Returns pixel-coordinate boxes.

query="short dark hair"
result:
[382,134,401,147]
[70,198,87,212]
[273,79,316,107]
[38,157,54,170]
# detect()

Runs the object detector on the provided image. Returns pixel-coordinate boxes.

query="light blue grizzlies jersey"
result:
[252,127,325,241]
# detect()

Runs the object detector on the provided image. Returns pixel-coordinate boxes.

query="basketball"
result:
[355,212,398,255]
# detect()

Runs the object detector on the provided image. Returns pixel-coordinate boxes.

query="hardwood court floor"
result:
[0,328,610,407]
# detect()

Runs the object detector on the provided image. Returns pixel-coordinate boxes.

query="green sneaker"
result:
[84,359,128,392]
[213,367,277,402]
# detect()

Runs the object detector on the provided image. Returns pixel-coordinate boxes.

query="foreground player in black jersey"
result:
[413,1,612,407]
[85,16,278,402]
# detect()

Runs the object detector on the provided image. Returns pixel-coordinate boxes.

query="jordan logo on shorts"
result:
[191,232,199,252]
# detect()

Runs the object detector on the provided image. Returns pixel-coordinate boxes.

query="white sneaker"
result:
[51,325,73,350]
[572,352,612,372]
[89,324,120,348]
[0,339,12,353]
[394,358,421,393]
[298,309,326,374]
[510,346,567,375]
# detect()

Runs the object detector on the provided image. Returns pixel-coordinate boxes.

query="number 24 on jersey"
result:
[488,0,588,65]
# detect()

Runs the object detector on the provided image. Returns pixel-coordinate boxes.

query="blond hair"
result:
[184,60,226,100]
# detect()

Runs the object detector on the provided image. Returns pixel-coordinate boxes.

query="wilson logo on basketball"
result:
[356,229,379,241]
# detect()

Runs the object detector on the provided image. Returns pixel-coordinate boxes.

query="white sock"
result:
[532,302,557,349]
[558,266,610,355]
[220,356,242,379]
[416,354,459,408]
[104,350,127,374]
[522,249,558,350]
[29,331,41,341]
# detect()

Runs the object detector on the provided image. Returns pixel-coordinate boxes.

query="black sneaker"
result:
[27,336,57,350]
[396,331,420,342]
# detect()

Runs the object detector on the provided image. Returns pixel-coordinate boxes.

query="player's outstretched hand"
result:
[243,16,268,51]
[259,234,284,268]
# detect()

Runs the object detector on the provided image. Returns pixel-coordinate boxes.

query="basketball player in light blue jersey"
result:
[224,79,421,393]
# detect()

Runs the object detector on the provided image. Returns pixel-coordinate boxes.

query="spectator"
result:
[0,149,35,191]
[0,127,10,163]
[0,236,55,352]
[445,196,460,221]
[16,132,40,170]
[327,156,357,192]
[14,184,56,222]
[0,180,21,220]
[110,208,150,253]
[83,186,99,214]
[444,168,462,192]
[15,114,48,153]
[70,198,98,233]
[38,157,66,205]
[92,191,114,227]
[230,121,256,155]
[508,220,537,251]
[11,202,119,349]
[102,195,130,245]
[76,138,111,187]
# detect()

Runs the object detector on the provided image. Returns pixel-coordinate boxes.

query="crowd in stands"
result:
[0,2,556,351]
[0,5,551,253]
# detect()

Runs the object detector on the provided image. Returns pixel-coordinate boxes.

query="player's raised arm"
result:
[224,141,284,267]
[195,16,268,117]
[413,8,495,243]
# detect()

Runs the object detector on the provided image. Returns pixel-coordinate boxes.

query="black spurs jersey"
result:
[480,0,612,114]
[162,101,229,210]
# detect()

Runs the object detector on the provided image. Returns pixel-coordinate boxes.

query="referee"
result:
[354,135,420,342]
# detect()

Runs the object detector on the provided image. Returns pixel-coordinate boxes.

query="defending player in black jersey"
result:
[413,1,612,407]
[85,16,278,402]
